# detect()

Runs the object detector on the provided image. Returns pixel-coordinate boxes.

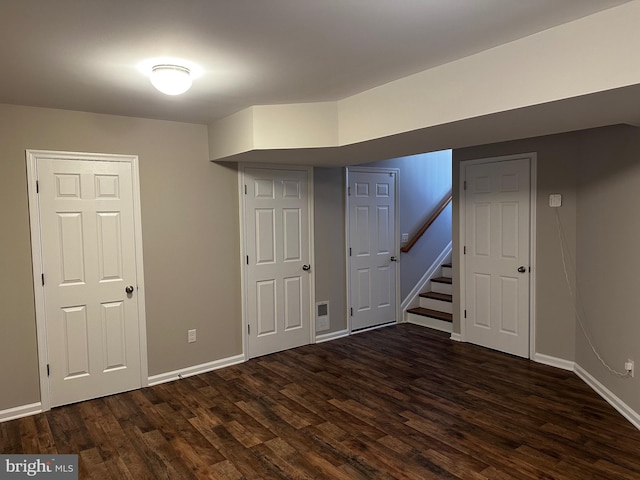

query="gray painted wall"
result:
[3,100,638,421]
[0,103,242,411]
[575,126,640,414]
[454,124,640,415]
[313,167,347,333]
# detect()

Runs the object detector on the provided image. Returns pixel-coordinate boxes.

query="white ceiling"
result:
[1,0,632,125]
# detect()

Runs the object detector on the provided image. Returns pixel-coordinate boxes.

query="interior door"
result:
[244,167,312,358]
[36,156,142,407]
[348,170,397,331]
[463,157,531,358]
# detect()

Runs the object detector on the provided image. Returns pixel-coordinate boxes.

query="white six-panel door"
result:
[32,153,144,407]
[244,167,312,358]
[348,170,398,331]
[463,157,531,358]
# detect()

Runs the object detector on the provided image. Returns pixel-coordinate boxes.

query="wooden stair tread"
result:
[419,292,452,302]
[406,307,452,322]
[431,276,452,284]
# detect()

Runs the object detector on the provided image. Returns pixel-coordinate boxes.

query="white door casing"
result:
[461,155,535,358]
[27,150,148,410]
[347,168,399,332]
[242,166,314,359]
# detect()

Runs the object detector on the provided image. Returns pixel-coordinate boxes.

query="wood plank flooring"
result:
[2,324,640,479]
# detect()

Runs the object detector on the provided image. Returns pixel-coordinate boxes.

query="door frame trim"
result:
[458,153,537,358]
[238,164,316,360]
[26,149,149,412]
[345,166,401,334]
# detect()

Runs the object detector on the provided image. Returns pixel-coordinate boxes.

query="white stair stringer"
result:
[400,242,452,319]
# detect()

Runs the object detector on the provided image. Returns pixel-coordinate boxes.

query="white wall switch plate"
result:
[401,233,409,243]
[549,194,562,207]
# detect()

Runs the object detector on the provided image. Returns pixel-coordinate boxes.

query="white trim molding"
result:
[148,354,245,387]
[350,321,396,335]
[315,329,350,344]
[574,364,640,431]
[400,241,452,319]
[533,353,575,372]
[0,403,42,423]
[450,333,463,342]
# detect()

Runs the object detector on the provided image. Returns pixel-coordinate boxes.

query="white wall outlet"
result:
[188,329,197,343]
[401,233,409,243]
[549,194,562,207]
[625,359,634,377]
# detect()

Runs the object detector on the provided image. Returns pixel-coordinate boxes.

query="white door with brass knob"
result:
[27,151,146,409]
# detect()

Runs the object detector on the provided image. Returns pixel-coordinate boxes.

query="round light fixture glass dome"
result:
[150,64,192,95]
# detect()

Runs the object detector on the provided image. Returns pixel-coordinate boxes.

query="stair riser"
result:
[442,266,452,277]
[419,297,453,313]
[431,282,452,295]
[406,313,453,333]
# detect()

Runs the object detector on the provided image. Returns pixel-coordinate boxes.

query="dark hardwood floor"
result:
[2,324,640,479]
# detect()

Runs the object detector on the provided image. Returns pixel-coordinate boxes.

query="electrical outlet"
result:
[188,329,197,343]
[625,359,634,377]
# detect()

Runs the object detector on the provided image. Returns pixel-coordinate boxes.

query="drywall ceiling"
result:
[0,0,631,124]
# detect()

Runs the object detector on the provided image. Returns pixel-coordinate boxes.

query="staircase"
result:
[406,263,453,333]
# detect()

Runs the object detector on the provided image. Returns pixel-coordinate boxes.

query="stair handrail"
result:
[400,191,452,253]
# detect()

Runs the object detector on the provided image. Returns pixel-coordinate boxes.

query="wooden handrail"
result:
[400,192,452,253]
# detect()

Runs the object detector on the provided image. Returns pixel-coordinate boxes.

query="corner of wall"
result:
[208,107,255,160]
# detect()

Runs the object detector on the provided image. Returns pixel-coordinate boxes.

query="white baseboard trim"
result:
[533,353,575,372]
[351,322,397,335]
[0,402,42,423]
[148,354,245,387]
[450,332,462,342]
[407,315,452,334]
[574,364,640,431]
[315,328,350,344]
[400,241,452,316]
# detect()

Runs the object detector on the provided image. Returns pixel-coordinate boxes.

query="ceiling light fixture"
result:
[150,64,192,95]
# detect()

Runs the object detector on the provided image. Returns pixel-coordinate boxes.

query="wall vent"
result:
[315,301,330,332]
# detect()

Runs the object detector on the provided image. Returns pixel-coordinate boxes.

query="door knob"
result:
[125,285,134,294]
[302,264,311,271]
[390,256,397,262]
[517,266,526,273]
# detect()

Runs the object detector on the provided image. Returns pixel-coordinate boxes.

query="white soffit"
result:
[208,1,640,164]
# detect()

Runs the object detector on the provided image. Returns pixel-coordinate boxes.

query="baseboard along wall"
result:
[0,402,42,423]
[315,329,350,344]
[532,353,639,431]
[3,340,639,432]
[574,363,640,431]
[148,354,245,386]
